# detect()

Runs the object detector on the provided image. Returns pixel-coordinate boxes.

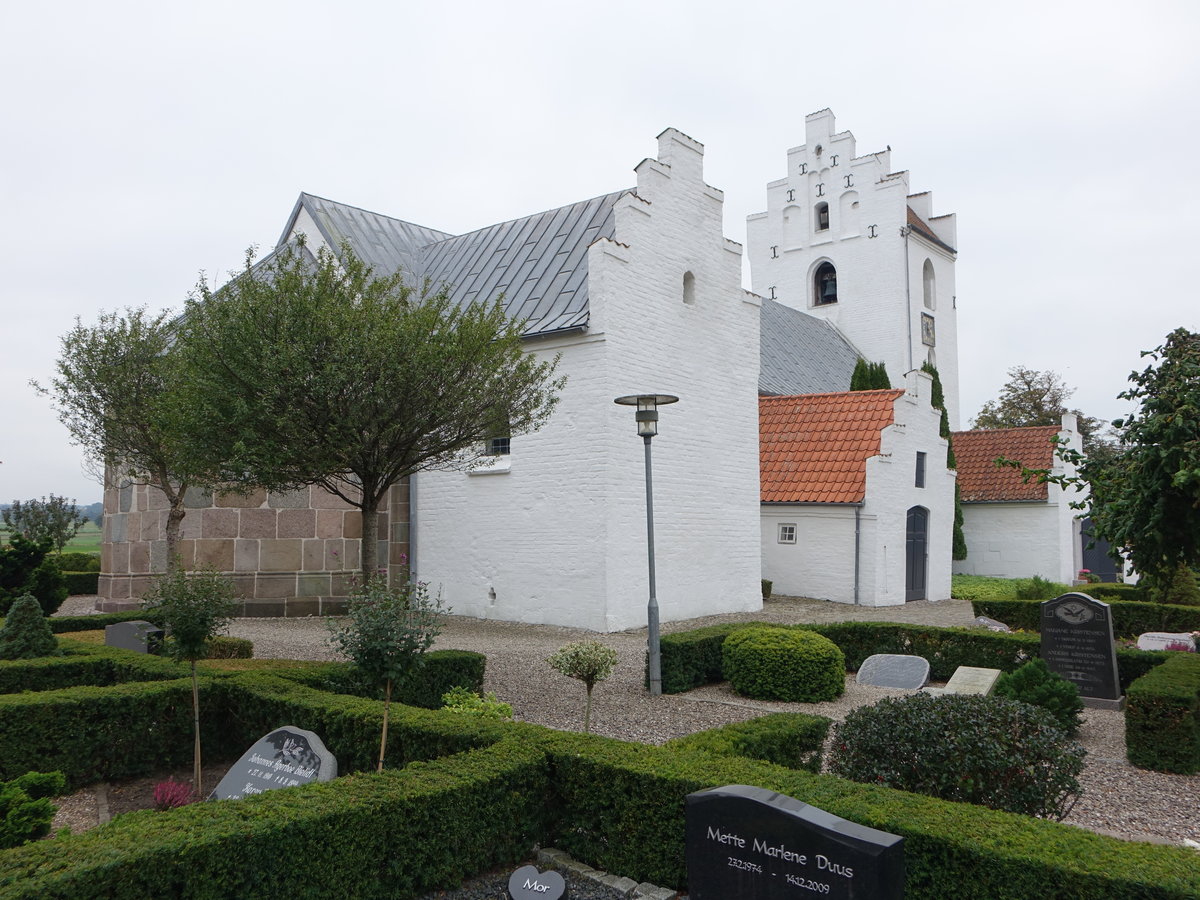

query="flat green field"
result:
[0,521,102,555]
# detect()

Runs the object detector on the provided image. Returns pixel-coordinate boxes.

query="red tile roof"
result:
[760,390,903,503]
[951,426,1058,502]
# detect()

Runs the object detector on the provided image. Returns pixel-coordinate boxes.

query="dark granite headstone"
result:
[686,784,903,899]
[104,620,164,654]
[855,654,929,690]
[1040,593,1122,702]
[210,725,337,801]
[508,865,566,899]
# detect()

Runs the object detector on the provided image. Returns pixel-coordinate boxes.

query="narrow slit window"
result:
[915,451,927,488]
[683,270,696,305]
[815,202,830,232]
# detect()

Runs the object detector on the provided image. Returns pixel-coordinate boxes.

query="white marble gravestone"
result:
[1136,632,1196,653]
[855,654,930,690]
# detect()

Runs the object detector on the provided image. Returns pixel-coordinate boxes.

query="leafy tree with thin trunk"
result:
[328,575,444,771]
[32,309,193,571]
[142,566,236,796]
[1,496,87,554]
[175,240,565,579]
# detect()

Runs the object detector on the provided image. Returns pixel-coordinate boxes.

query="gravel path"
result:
[58,595,1200,849]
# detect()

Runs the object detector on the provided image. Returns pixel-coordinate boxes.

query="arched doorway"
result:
[905,506,929,602]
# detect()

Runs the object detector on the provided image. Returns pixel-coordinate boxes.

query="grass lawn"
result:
[0,522,102,556]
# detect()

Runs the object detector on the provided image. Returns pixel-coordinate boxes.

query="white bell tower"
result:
[747,109,961,428]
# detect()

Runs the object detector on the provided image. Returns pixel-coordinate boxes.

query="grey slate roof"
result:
[279,190,628,338]
[758,299,861,395]
[419,190,627,336]
[282,193,454,281]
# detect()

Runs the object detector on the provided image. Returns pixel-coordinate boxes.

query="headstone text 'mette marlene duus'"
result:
[686,784,903,899]
[210,725,337,801]
[1040,593,1122,702]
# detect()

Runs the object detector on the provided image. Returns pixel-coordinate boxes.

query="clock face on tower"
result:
[921,313,936,347]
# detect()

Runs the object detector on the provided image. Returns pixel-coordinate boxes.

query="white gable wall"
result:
[414,129,763,632]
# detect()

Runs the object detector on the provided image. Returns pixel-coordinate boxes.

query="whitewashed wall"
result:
[746,109,961,427]
[953,415,1084,584]
[760,371,954,606]
[416,129,763,631]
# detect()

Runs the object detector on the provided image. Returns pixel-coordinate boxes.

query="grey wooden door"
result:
[905,506,928,602]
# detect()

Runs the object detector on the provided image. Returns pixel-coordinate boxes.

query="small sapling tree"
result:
[328,575,445,771]
[142,566,237,796]
[547,640,619,733]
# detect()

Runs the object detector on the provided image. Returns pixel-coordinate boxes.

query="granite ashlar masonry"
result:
[98,479,383,616]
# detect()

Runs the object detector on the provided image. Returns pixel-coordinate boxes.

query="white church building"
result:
[100,111,970,627]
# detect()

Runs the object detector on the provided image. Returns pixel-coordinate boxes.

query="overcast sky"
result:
[3,0,1197,506]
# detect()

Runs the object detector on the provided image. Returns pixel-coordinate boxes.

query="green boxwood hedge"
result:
[970,597,1200,637]
[1126,651,1200,774]
[1,655,1199,896]
[62,573,99,596]
[664,712,830,772]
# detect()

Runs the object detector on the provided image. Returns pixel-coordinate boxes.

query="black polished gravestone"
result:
[1041,593,1122,705]
[210,725,337,801]
[686,785,903,899]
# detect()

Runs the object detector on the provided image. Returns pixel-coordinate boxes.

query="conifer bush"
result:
[0,771,66,848]
[0,595,61,659]
[994,658,1084,735]
[722,625,844,702]
[828,693,1084,820]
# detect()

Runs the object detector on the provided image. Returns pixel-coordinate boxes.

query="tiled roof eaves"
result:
[907,206,956,254]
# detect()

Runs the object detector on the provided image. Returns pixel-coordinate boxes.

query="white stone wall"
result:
[760,371,954,606]
[953,415,1085,584]
[415,129,763,631]
[746,109,961,428]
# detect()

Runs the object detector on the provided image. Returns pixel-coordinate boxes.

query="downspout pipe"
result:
[853,503,863,606]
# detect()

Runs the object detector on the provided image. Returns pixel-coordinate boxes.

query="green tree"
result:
[328,575,445,771]
[546,640,619,733]
[1,496,87,554]
[1095,329,1200,593]
[850,359,891,390]
[142,567,237,796]
[972,365,1117,464]
[0,595,61,660]
[0,534,66,617]
[175,240,565,579]
[33,309,193,571]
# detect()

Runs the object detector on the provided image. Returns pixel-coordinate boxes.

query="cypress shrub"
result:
[0,597,60,660]
[994,658,1084,734]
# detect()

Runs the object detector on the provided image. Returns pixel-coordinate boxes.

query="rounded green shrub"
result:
[0,595,61,660]
[828,693,1084,819]
[994,657,1084,734]
[722,626,845,702]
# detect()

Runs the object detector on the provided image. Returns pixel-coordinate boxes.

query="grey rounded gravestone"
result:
[507,865,566,899]
[855,654,930,690]
[210,725,336,801]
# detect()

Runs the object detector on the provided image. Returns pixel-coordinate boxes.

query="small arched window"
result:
[922,259,936,309]
[815,202,830,232]
[814,262,837,306]
[683,270,696,305]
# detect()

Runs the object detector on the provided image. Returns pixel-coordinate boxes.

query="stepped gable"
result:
[760,390,903,504]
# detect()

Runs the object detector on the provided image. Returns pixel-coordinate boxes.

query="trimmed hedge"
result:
[722,626,844,702]
[664,712,830,772]
[62,572,99,596]
[0,739,549,899]
[1,657,1199,896]
[1126,651,1200,774]
[970,597,1200,637]
[0,641,183,694]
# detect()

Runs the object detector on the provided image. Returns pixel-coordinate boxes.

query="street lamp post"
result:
[614,393,679,696]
